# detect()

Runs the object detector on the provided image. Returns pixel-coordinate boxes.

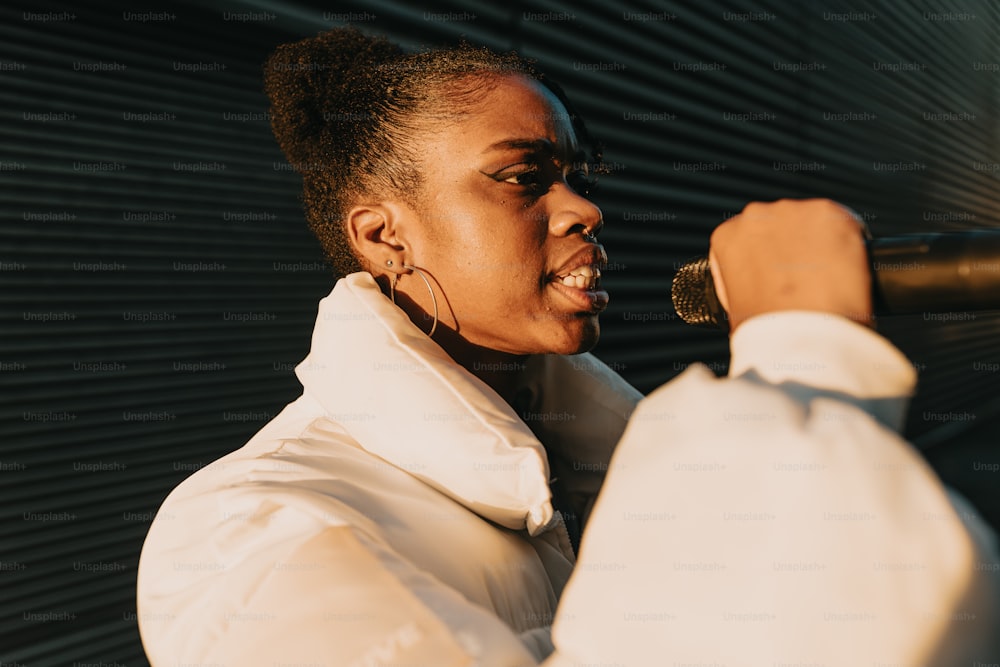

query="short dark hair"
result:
[264,26,601,277]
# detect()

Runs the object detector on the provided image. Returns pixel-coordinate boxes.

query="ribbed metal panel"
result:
[2,0,998,664]
[1,1,333,663]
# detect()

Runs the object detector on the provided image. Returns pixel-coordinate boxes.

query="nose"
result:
[547,181,604,238]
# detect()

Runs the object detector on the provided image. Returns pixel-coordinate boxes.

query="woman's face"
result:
[400,75,607,356]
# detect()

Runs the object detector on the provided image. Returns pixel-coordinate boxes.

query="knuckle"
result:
[709,225,726,244]
[709,223,733,249]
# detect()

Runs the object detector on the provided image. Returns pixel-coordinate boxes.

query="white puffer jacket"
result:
[137,272,999,666]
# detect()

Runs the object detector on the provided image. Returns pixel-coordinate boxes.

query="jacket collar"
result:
[296,273,556,534]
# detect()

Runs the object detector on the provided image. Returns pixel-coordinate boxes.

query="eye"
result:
[501,168,543,188]
[489,164,551,196]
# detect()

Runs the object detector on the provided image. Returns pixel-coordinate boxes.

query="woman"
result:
[137,27,998,666]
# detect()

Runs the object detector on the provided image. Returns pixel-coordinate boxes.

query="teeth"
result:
[556,265,601,290]
[559,275,587,288]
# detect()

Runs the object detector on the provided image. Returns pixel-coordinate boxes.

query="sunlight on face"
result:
[405,75,607,356]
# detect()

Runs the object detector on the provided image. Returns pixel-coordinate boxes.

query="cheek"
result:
[416,200,482,264]
[417,185,549,298]
[441,208,542,276]
[434,184,490,233]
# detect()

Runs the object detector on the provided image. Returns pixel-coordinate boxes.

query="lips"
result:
[547,245,610,312]
[554,264,601,289]
[550,245,608,281]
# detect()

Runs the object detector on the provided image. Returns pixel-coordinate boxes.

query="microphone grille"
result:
[671,257,720,327]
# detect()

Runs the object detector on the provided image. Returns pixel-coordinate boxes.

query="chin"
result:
[546,317,601,355]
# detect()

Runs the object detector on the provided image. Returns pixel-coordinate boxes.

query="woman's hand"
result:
[708,198,873,332]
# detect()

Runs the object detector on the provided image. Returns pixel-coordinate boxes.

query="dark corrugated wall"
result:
[2,0,998,663]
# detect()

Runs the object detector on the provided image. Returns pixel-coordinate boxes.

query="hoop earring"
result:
[390,265,439,337]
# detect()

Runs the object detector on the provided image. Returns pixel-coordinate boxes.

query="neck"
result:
[433,327,529,408]
[377,273,529,407]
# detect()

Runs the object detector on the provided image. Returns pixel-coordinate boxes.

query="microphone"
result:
[671,230,1000,330]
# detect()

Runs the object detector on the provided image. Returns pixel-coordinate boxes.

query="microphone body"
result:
[671,231,1000,330]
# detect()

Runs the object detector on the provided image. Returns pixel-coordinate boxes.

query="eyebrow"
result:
[481,137,587,163]
[481,138,554,154]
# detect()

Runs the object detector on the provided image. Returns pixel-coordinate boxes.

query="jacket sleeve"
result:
[543,312,1000,667]
[140,516,546,666]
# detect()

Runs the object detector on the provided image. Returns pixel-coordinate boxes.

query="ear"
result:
[345,202,413,274]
